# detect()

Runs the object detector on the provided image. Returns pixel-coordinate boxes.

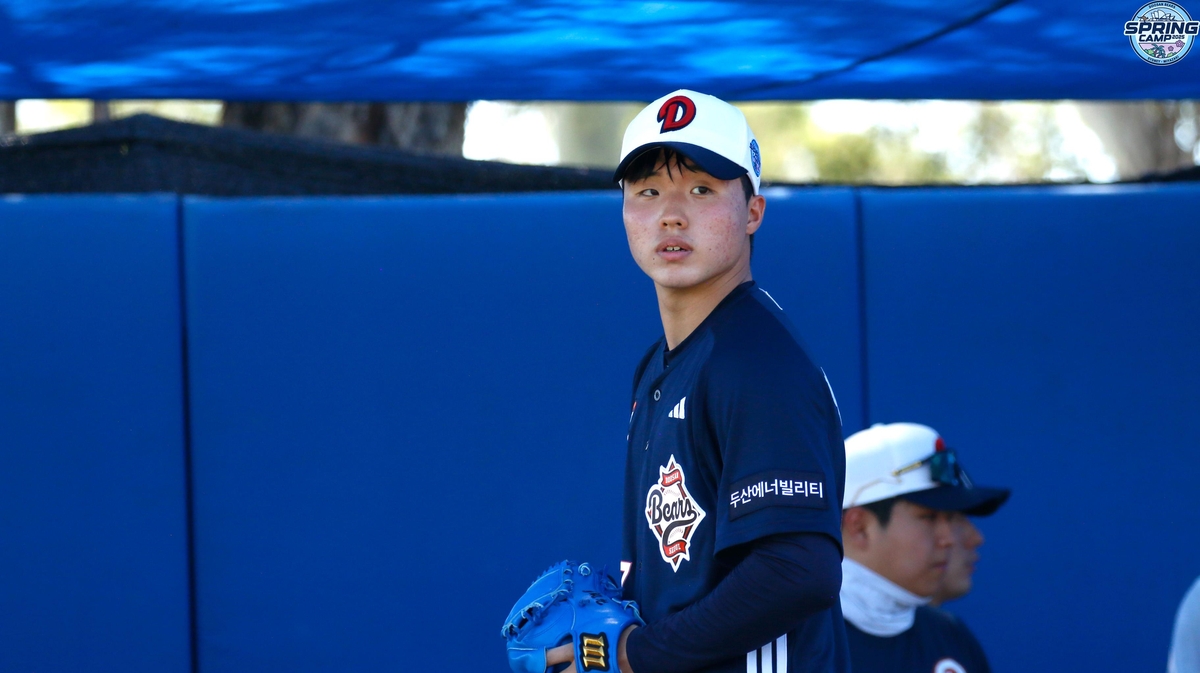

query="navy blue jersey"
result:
[622,281,848,673]
[846,606,991,673]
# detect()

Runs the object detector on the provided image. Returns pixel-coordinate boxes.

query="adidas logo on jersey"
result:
[668,397,686,419]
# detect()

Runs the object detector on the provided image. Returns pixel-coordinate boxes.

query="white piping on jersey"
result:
[759,288,784,311]
[746,634,787,673]
[667,397,686,420]
[821,368,843,426]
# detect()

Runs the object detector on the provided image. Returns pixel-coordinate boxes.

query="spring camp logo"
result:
[1124,1,1198,65]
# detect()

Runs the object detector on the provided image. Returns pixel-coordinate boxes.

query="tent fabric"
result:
[0,0,1196,102]
[0,113,612,195]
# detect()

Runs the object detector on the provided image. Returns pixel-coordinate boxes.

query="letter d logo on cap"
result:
[657,95,696,133]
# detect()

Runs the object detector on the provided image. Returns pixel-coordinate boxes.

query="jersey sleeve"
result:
[625,532,842,673]
[701,320,845,555]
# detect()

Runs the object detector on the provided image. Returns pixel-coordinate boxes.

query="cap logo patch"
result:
[750,139,761,177]
[657,95,696,133]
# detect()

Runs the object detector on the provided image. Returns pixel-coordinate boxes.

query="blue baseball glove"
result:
[502,560,644,673]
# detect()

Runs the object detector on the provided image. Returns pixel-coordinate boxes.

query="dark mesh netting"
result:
[0,114,614,196]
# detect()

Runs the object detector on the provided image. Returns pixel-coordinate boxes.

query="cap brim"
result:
[613,142,747,184]
[903,484,1011,517]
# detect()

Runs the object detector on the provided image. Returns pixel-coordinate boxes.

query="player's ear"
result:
[841,507,872,552]
[746,194,765,236]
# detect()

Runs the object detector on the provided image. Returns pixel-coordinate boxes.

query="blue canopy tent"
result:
[0,0,1197,100]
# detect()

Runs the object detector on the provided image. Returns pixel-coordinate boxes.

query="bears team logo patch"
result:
[657,95,696,133]
[645,454,705,571]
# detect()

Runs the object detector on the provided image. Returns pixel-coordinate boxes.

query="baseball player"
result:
[548,89,850,673]
[839,422,1010,673]
[930,511,985,606]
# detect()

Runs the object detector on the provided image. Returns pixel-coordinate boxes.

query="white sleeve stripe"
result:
[750,633,790,673]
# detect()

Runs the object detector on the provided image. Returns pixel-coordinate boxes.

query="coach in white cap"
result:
[840,422,1009,673]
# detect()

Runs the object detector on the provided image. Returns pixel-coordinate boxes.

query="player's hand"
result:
[617,624,638,673]
[545,625,639,673]
[545,642,575,673]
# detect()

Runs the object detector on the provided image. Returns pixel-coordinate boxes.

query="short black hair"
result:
[859,496,901,528]
[620,146,754,203]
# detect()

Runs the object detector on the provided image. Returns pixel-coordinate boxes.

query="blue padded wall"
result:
[755,187,864,435]
[861,184,1200,673]
[7,185,1195,671]
[182,189,861,672]
[0,195,192,673]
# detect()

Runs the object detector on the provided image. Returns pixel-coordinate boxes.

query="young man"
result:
[839,422,1010,673]
[549,89,850,673]
[930,512,985,606]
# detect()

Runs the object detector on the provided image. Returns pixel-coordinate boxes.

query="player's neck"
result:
[656,265,752,351]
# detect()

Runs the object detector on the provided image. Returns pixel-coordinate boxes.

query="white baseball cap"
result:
[613,89,762,194]
[843,422,1009,516]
